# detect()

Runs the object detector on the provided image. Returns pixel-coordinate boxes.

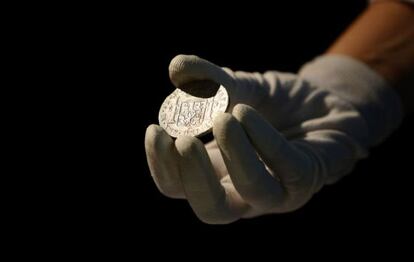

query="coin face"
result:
[159,86,229,138]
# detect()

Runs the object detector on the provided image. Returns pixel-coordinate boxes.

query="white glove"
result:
[145,54,403,224]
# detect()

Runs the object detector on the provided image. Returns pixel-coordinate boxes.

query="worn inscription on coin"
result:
[159,86,229,138]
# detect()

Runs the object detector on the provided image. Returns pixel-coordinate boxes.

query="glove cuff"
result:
[299,54,403,146]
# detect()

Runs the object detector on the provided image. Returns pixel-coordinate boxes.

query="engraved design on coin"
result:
[159,86,229,138]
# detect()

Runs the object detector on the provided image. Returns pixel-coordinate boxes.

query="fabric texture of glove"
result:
[145,54,403,224]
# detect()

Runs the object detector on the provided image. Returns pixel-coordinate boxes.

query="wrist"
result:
[298,54,403,146]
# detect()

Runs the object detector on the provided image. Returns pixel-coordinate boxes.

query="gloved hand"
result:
[145,54,402,224]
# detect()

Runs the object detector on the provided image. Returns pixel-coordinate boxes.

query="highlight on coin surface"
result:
[159,85,229,138]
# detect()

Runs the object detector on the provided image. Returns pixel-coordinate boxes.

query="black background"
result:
[62,1,413,245]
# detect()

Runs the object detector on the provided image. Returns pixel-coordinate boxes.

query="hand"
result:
[145,54,401,224]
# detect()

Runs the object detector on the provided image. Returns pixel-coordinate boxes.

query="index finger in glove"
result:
[232,104,316,210]
[213,112,286,211]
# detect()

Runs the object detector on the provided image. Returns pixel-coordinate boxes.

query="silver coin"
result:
[159,85,229,138]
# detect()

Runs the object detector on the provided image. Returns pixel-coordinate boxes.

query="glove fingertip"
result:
[168,54,199,85]
[169,54,198,72]
[212,112,238,141]
[232,104,255,122]
[145,124,173,154]
[168,54,233,90]
[175,136,204,157]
